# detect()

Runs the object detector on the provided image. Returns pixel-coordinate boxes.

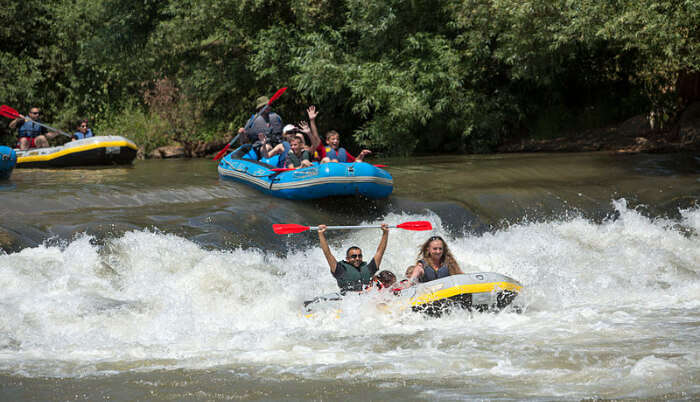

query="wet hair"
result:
[375,270,396,288]
[417,235,463,275]
[404,265,415,278]
[77,119,88,128]
[325,130,340,140]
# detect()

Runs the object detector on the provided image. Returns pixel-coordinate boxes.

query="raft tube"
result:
[304,272,523,316]
[0,146,17,179]
[15,136,138,168]
[217,146,393,200]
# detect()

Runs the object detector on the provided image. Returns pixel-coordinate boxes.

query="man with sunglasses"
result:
[8,107,57,150]
[317,223,390,293]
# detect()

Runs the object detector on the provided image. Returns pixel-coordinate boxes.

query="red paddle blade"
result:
[269,87,288,104]
[213,144,230,160]
[273,224,310,234]
[270,167,296,172]
[396,221,433,231]
[373,164,387,168]
[0,105,20,119]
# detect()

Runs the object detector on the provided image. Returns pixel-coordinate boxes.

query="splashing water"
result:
[0,200,698,398]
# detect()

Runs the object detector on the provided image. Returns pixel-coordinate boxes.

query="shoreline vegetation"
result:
[1,1,698,158]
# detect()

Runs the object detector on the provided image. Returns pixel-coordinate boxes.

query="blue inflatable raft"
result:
[217,146,393,200]
[0,146,17,180]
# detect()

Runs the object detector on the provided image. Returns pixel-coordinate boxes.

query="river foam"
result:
[0,200,698,398]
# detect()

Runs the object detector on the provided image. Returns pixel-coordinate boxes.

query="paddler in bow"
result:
[317,223,389,293]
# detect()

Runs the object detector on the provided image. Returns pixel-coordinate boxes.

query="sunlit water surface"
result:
[0,153,698,400]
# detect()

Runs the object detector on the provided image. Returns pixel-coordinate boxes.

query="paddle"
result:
[213,87,288,161]
[0,105,72,138]
[273,220,433,235]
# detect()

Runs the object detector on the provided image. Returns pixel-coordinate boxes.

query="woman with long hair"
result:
[407,235,463,283]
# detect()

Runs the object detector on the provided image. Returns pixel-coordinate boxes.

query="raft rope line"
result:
[221,158,282,178]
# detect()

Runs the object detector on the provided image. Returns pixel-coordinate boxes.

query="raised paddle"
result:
[213,87,288,161]
[273,221,433,235]
[0,105,72,138]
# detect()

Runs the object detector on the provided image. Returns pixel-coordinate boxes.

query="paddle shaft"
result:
[5,110,72,139]
[311,224,394,231]
[24,118,72,139]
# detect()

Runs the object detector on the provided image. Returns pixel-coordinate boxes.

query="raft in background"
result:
[0,146,17,179]
[15,136,138,168]
[304,272,523,316]
[217,146,393,200]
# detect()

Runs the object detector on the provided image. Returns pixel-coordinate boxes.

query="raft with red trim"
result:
[304,272,523,316]
[217,145,393,200]
[15,136,138,168]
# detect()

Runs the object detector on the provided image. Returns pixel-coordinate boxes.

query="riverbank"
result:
[498,102,700,154]
[145,102,700,159]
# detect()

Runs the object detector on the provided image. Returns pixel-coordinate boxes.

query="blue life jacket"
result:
[418,259,450,283]
[73,128,94,140]
[325,147,348,162]
[278,141,290,168]
[18,120,44,138]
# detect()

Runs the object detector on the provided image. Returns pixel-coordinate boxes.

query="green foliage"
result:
[95,103,170,155]
[0,0,697,151]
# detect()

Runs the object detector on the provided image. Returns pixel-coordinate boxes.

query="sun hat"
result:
[255,96,269,109]
[282,124,296,134]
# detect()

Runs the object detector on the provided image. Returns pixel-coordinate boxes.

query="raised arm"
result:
[372,223,390,267]
[306,106,321,152]
[317,224,338,273]
[257,133,271,158]
[355,149,372,162]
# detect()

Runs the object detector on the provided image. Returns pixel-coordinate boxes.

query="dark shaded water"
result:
[0,152,699,400]
[2,152,698,252]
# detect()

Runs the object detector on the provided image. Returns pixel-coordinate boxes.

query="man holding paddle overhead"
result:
[8,107,57,150]
[317,223,390,293]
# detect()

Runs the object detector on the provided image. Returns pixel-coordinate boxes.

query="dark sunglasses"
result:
[30,111,40,115]
[348,253,362,259]
[429,236,443,241]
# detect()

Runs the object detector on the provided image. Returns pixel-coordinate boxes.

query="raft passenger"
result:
[317,223,390,293]
[236,95,284,160]
[9,107,57,150]
[321,130,371,163]
[72,119,94,141]
[286,136,312,168]
[407,235,464,284]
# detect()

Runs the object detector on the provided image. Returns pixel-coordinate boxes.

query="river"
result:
[0,152,698,400]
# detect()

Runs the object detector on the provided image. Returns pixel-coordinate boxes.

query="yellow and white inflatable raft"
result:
[304,272,523,317]
[15,136,138,168]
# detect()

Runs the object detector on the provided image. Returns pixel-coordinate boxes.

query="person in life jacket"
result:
[257,124,295,167]
[72,119,94,140]
[8,107,57,150]
[285,135,312,169]
[243,95,284,148]
[321,130,371,163]
[317,223,390,293]
[406,235,464,284]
